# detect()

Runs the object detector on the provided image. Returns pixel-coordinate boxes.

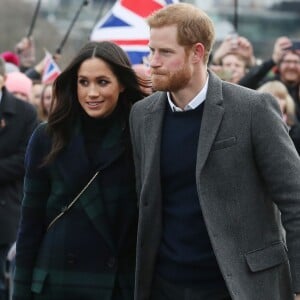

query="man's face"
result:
[148,25,193,92]
[279,52,300,85]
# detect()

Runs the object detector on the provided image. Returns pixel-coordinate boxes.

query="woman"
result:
[13,41,145,300]
[258,80,300,154]
[37,83,52,122]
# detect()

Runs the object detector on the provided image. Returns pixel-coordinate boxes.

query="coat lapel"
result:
[141,92,166,255]
[55,121,119,252]
[78,176,117,252]
[143,92,166,197]
[196,71,225,176]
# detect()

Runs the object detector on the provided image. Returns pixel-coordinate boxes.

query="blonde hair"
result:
[147,3,215,63]
[258,81,296,126]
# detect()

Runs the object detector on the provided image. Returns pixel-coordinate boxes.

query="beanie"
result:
[5,72,32,100]
[5,62,20,73]
[0,51,20,67]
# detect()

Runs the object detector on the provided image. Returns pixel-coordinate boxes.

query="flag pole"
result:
[89,0,109,39]
[233,0,238,32]
[56,0,89,55]
[27,0,42,37]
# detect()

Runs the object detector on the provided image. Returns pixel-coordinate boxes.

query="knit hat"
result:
[0,51,20,67]
[5,71,32,100]
[5,62,20,73]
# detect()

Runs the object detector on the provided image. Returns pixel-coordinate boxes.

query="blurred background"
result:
[0,0,299,68]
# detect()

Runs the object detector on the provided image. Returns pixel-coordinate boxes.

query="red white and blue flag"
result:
[90,0,179,65]
[42,50,61,84]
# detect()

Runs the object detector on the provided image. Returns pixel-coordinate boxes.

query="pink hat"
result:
[0,51,20,67]
[5,72,32,100]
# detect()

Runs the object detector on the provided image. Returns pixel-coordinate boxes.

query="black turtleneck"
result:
[80,104,124,170]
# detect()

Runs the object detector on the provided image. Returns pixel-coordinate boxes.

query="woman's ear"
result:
[119,84,125,93]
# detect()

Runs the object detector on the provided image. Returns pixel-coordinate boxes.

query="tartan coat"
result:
[13,116,138,300]
[129,71,300,300]
[0,88,38,245]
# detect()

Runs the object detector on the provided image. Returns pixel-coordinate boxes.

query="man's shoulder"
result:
[14,96,37,117]
[4,89,37,119]
[132,91,165,113]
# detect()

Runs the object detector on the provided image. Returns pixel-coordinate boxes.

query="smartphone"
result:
[291,40,300,50]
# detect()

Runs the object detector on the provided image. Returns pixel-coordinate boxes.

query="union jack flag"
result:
[90,0,179,65]
[42,50,61,84]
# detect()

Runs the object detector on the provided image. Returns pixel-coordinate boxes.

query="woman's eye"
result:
[98,79,109,86]
[78,79,88,86]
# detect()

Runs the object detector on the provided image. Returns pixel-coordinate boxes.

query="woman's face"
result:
[42,85,53,114]
[77,57,124,119]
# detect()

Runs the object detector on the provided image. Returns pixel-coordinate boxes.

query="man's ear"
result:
[191,43,205,63]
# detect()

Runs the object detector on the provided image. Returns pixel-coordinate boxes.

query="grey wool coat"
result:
[129,71,300,300]
[13,118,138,300]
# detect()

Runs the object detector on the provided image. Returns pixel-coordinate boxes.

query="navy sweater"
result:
[156,103,225,288]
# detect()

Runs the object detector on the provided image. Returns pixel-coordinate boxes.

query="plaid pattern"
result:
[13,120,137,300]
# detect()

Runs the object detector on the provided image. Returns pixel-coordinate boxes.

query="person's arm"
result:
[251,93,300,293]
[213,35,256,67]
[238,36,293,89]
[238,59,275,89]
[15,37,36,72]
[13,124,51,300]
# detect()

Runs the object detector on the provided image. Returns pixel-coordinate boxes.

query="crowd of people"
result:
[0,2,300,300]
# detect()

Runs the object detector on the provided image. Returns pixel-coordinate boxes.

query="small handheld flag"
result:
[42,50,61,84]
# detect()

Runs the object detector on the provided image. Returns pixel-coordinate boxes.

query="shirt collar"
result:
[167,74,209,112]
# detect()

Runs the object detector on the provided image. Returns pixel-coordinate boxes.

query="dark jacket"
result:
[0,88,37,245]
[13,116,138,300]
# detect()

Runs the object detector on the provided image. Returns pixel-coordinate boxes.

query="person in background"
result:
[37,83,52,122]
[129,3,300,300]
[239,36,300,119]
[258,80,300,154]
[29,81,43,111]
[0,52,20,74]
[5,72,32,102]
[210,34,256,84]
[0,58,37,300]
[13,41,145,300]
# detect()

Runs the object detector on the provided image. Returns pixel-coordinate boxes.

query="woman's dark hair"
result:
[44,41,145,164]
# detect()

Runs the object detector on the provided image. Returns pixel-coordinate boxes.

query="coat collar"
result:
[54,117,127,252]
[0,89,18,133]
[55,116,126,195]
[143,70,224,178]
[1,88,18,115]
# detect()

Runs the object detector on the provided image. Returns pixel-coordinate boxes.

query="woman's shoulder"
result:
[30,121,48,139]
[27,122,52,155]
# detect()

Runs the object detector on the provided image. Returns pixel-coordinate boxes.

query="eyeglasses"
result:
[281,60,300,65]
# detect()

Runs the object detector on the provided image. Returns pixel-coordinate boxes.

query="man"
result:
[129,3,300,300]
[238,36,300,118]
[0,58,37,300]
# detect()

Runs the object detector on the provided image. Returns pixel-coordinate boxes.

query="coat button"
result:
[107,257,116,268]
